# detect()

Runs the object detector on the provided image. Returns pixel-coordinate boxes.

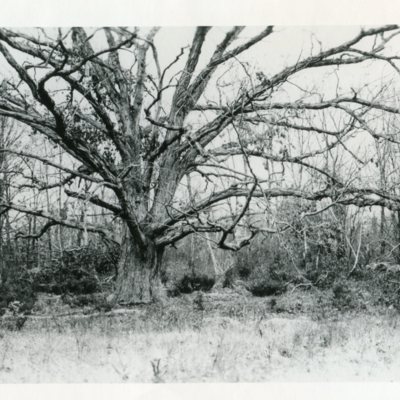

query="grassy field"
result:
[0,289,400,383]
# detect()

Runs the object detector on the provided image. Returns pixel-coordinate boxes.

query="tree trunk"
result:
[380,206,386,257]
[113,226,166,304]
[394,210,400,264]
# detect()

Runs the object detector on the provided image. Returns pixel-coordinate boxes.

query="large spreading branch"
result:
[182,25,400,161]
[1,200,116,242]
[155,185,400,247]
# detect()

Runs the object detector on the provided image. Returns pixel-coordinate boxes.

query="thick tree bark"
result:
[113,225,166,304]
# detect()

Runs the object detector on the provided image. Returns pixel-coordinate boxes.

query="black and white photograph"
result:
[1,1,400,393]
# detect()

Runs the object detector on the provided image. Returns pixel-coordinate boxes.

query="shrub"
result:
[246,265,288,297]
[168,274,215,296]
[362,265,400,309]
[0,269,36,315]
[332,280,357,310]
[237,265,252,279]
[247,277,286,297]
[222,267,237,288]
[33,262,100,295]
[223,264,253,288]
[33,242,119,295]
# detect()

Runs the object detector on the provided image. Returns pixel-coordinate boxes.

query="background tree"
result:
[0,116,19,284]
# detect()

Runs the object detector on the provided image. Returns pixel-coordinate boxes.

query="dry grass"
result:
[1,290,400,382]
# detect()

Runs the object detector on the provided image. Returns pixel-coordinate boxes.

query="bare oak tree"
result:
[1,26,400,303]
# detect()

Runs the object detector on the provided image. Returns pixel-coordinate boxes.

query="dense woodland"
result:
[2,26,400,316]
